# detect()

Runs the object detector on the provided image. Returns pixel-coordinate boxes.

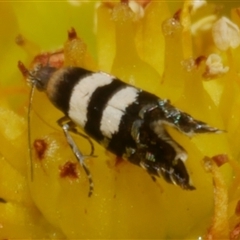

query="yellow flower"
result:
[1,0,240,239]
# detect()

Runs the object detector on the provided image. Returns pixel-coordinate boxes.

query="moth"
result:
[18,62,220,196]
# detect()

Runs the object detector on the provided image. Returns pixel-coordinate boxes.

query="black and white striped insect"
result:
[18,62,220,197]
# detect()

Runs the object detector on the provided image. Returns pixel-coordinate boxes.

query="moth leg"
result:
[57,116,95,156]
[58,116,94,197]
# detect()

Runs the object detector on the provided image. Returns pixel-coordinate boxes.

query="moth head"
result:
[18,61,57,91]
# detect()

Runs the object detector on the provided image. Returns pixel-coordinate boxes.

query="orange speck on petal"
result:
[33,139,48,161]
[59,161,79,179]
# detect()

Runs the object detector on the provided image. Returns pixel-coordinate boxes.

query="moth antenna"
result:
[18,61,35,181]
[28,84,35,181]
